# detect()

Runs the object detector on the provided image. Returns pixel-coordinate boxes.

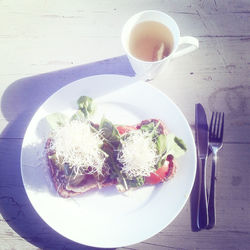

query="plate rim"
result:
[20,74,197,248]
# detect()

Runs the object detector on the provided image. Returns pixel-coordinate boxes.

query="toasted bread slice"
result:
[46,139,116,198]
[46,119,175,197]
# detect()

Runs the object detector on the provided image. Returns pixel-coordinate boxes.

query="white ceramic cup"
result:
[121,10,199,80]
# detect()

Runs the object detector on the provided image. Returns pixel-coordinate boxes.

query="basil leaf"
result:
[77,96,95,118]
[140,122,155,133]
[70,110,85,122]
[174,136,187,151]
[156,134,167,155]
[157,156,167,169]
[46,112,67,130]
[126,176,145,188]
[166,134,187,158]
[140,121,161,140]
[99,117,120,145]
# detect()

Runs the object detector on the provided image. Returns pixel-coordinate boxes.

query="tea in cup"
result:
[121,10,199,80]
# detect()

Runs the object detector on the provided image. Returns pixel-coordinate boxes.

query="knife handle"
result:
[197,158,209,229]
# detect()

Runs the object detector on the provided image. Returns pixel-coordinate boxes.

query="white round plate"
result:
[21,74,196,248]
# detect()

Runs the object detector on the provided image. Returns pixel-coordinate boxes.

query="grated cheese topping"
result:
[117,130,158,178]
[48,120,107,175]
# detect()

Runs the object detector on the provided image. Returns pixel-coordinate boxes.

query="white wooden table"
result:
[0,1,250,249]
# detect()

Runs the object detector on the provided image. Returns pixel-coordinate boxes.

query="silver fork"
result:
[207,112,224,229]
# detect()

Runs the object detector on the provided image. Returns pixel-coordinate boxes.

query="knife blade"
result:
[195,103,209,229]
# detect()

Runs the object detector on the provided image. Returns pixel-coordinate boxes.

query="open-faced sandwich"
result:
[45,96,186,198]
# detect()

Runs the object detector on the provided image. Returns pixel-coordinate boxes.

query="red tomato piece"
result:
[145,164,170,185]
[116,125,136,135]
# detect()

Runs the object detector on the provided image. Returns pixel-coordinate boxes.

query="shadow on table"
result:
[0,56,134,250]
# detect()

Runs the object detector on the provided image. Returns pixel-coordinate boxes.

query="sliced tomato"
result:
[145,164,172,185]
[116,125,136,135]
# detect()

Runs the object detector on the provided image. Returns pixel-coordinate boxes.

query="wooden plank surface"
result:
[0,0,250,249]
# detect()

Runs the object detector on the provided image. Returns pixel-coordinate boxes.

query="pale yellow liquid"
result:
[129,21,174,62]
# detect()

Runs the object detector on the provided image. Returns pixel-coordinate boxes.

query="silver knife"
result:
[195,103,209,229]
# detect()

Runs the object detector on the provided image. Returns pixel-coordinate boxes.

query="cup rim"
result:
[121,10,180,64]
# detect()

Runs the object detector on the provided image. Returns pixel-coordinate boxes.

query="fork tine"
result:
[209,112,215,138]
[220,112,224,140]
[216,113,221,138]
[213,112,218,138]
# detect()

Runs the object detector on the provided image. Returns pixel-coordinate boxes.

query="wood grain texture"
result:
[0,0,250,249]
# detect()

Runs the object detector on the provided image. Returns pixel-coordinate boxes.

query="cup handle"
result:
[172,36,199,59]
